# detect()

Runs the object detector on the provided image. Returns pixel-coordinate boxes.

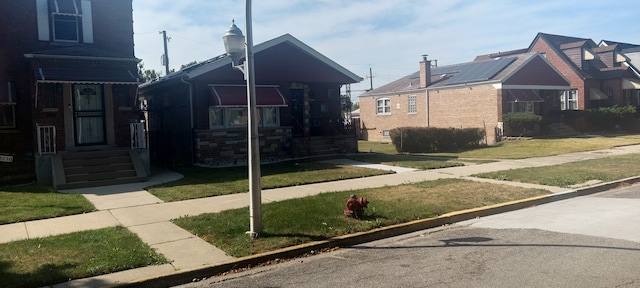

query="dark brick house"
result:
[0,0,148,188]
[138,34,362,168]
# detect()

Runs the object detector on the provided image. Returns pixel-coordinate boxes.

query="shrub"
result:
[503,113,542,136]
[564,105,637,132]
[389,127,485,153]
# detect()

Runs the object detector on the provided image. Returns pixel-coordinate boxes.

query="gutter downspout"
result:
[181,77,195,164]
[426,89,429,127]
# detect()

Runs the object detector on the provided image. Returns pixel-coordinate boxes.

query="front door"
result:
[73,84,106,146]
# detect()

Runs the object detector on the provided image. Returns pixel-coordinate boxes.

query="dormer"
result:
[582,48,595,70]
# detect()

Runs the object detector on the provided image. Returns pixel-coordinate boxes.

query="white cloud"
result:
[132,0,640,98]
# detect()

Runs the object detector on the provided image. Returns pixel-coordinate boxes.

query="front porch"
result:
[35,123,150,190]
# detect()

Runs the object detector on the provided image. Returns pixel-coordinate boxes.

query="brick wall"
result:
[195,127,292,166]
[359,92,427,142]
[428,85,500,144]
[359,85,501,144]
[530,40,587,109]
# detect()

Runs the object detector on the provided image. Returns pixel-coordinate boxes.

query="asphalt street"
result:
[176,184,640,288]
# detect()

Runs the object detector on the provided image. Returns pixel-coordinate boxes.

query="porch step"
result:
[54,149,147,190]
[309,137,337,157]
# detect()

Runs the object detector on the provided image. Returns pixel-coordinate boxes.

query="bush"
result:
[389,127,485,153]
[503,113,542,136]
[564,105,637,132]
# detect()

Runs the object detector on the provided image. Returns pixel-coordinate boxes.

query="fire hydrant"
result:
[344,194,369,219]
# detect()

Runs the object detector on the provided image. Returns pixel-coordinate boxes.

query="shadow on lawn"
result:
[0,260,101,288]
[153,161,350,188]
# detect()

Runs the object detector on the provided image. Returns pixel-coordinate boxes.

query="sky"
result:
[132,0,640,101]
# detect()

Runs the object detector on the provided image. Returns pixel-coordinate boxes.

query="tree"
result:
[137,62,161,82]
[180,61,199,69]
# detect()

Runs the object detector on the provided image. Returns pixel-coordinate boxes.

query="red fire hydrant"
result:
[344,194,369,219]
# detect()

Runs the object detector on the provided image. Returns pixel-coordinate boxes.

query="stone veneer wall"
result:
[195,127,292,166]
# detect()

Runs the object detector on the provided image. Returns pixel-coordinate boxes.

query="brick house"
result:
[0,0,148,188]
[137,34,362,168]
[482,33,640,111]
[358,53,570,144]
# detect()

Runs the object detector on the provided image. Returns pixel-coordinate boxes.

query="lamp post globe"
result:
[222,21,245,66]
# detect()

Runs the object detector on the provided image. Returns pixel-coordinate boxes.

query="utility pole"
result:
[365,66,374,91]
[160,30,170,75]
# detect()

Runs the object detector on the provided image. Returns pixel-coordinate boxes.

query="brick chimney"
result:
[419,54,431,88]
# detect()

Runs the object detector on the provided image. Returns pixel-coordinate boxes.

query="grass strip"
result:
[0,226,168,288]
[473,153,640,187]
[149,161,393,202]
[173,178,549,257]
[0,185,95,225]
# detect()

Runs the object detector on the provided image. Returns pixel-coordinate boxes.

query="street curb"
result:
[121,175,640,287]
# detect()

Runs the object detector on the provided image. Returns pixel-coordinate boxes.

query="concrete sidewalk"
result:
[3,144,640,287]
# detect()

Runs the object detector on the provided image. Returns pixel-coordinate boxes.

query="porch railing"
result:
[37,125,56,155]
[130,122,146,149]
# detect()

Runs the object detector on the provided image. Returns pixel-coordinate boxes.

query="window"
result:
[560,90,578,110]
[0,82,16,129]
[507,102,534,114]
[226,108,248,126]
[623,90,640,106]
[36,0,93,43]
[209,107,281,128]
[376,98,391,115]
[209,107,224,128]
[261,107,279,127]
[408,95,417,113]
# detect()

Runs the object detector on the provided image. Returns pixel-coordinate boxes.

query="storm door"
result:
[73,84,106,145]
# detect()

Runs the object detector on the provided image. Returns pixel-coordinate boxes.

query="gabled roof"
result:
[141,34,362,88]
[527,32,625,80]
[599,40,640,51]
[361,52,568,97]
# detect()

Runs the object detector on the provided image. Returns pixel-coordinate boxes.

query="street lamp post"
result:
[222,0,262,238]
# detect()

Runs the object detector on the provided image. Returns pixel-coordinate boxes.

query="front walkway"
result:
[3,144,640,287]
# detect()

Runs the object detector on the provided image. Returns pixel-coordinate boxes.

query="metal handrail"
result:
[37,125,56,155]
[130,122,146,149]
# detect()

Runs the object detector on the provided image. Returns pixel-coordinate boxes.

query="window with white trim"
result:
[376,98,391,115]
[36,0,93,43]
[0,82,16,129]
[507,102,534,114]
[209,107,281,128]
[408,95,417,113]
[560,90,578,110]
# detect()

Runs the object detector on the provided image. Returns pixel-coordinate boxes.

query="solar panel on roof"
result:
[447,57,516,85]
[432,65,462,75]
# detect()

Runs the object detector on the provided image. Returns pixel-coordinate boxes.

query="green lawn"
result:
[0,227,168,288]
[473,153,640,187]
[174,178,549,257]
[359,133,640,159]
[0,185,95,225]
[148,161,394,202]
